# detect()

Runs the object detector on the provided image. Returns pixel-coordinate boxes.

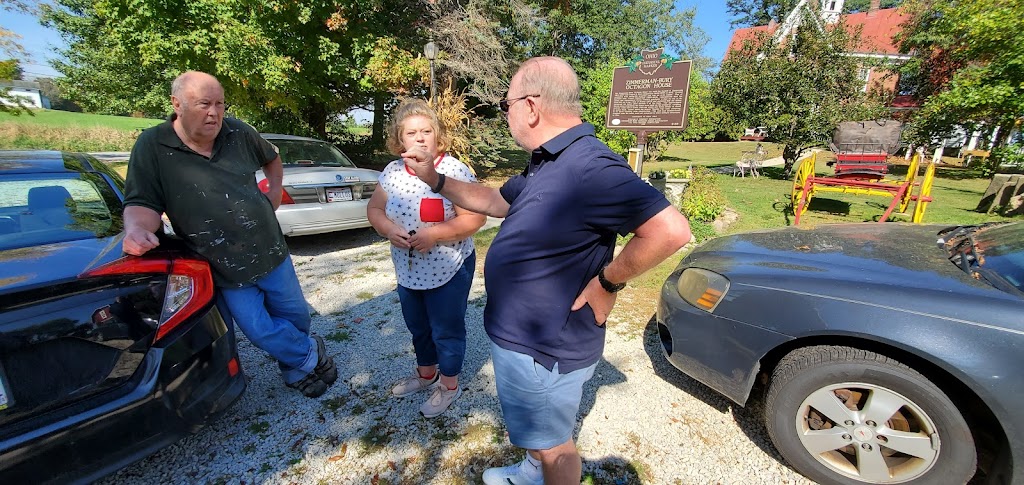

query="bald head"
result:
[512,57,582,118]
[170,71,226,147]
[171,71,223,98]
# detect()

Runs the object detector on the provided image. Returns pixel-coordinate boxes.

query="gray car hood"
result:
[687,223,996,296]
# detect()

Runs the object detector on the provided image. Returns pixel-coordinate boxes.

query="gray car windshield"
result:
[273,140,356,168]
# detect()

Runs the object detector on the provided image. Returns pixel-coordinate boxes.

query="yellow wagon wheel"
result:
[791,153,816,209]
[899,153,920,213]
[912,160,936,223]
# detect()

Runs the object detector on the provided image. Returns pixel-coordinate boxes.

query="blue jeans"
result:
[219,255,316,385]
[396,252,475,377]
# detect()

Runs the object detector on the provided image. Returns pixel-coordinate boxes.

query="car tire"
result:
[764,345,976,485]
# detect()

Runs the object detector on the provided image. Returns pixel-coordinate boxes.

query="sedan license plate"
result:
[326,187,353,202]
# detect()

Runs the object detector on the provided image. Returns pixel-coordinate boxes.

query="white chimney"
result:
[821,0,844,23]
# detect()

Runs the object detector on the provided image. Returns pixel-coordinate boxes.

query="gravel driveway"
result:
[101,228,815,485]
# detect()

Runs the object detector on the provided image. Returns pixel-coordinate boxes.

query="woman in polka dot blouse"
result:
[366,98,486,418]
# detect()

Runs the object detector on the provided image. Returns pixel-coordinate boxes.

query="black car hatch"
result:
[0,245,215,436]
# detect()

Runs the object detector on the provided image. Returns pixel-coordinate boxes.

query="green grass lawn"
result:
[610,142,1022,327]
[0,109,163,152]
[0,109,163,131]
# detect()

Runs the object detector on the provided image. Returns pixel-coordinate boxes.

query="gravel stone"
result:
[100,228,815,484]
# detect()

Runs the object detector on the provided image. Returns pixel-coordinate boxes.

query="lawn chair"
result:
[734,144,767,178]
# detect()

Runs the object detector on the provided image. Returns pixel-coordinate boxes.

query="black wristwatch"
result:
[598,266,626,293]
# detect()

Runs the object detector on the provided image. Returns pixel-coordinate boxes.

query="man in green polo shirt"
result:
[122,71,337,398]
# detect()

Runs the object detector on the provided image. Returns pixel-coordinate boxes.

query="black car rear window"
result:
[270,139,357,168]
[0,173,123,250]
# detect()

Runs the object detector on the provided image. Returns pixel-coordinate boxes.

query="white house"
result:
[0,80,51,109]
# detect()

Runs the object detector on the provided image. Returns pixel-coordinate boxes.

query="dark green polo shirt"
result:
[124,116,287,288]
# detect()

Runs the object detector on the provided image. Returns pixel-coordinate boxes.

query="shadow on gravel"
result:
[640,315,795,471]
[284,227,383,256]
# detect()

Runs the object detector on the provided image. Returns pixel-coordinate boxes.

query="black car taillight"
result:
[258,179,295,204]
[81,256,215,343]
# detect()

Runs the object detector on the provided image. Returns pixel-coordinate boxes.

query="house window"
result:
[896,73,917,96]
[858,67,871,92]
[829,1,837,10]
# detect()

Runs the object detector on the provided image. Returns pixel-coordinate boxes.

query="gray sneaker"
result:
[419,382,462,418]
[482,457,544,485]
[392,370,438,397]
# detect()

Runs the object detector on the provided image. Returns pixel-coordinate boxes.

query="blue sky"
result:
[2,2,736,80]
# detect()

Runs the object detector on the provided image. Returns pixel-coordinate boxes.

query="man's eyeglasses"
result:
[499,94,539,113]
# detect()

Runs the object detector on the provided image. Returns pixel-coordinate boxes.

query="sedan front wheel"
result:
[765,346,976,485]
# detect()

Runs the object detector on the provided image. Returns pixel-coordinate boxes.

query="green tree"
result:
[42,0,427,139]
[726,0,903,27]
[1,0,31,114]
[713,18,885,176]
[429,0,709,104]
[897,0,1024,149]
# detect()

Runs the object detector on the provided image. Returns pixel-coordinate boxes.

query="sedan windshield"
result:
[272,140,356,168]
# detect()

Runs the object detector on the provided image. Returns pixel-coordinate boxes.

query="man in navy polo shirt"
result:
[404,56,692,484]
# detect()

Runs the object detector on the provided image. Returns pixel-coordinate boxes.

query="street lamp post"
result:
[423,41,438,103]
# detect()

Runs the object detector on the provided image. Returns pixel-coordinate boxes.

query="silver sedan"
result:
[258,134,380,237]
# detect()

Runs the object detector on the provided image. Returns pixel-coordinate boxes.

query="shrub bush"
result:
[687,220,717,243]
[667,168,690,179]
[680,166,726,223]
[989,143,1024,176]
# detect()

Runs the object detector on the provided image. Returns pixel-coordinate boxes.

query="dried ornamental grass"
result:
[429,80,477,173]
[0,122,140,152]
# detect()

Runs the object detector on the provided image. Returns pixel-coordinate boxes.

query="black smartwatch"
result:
[598,266,626,293]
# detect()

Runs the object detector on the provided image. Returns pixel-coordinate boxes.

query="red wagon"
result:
[827,120,904,180]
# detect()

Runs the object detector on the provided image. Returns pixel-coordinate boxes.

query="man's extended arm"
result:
[401,149,511,218]
[122,205,163,256]
[261,155,284,210]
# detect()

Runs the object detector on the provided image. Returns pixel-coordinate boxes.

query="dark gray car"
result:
[656,222,1023,485]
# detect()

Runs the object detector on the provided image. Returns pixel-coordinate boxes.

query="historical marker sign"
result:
[606,49,692,131]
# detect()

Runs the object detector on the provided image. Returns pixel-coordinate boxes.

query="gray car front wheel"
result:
[764,346,976,485]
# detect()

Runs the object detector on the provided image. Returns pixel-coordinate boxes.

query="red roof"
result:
[724,8,911,60]
[725,24,777,60]
[843,8,910,55]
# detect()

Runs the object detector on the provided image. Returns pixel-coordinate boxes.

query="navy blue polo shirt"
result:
[484,123,670,373]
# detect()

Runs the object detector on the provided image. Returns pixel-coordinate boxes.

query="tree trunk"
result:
[371,94,386,148]
[302,101,329,140]
[782,144,802,179]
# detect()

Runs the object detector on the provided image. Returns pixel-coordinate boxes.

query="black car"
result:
[0,151,246,483]
[657,222,1023,485]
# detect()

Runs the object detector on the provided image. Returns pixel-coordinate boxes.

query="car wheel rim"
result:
[795,382,939,484]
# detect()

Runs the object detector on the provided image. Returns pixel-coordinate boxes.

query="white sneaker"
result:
[482,457,544,485]
[420,382,462,418]
[392,370,438,397]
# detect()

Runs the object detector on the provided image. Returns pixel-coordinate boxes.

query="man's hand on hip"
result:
[572,277,618,326]
[123,227,160,256]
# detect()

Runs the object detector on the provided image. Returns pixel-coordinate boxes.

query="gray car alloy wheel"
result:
[765,346,976,485]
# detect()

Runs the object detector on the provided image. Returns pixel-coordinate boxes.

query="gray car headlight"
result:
[676,268,731,313]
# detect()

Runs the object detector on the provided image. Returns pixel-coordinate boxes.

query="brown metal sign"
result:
[606,49,692,131]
